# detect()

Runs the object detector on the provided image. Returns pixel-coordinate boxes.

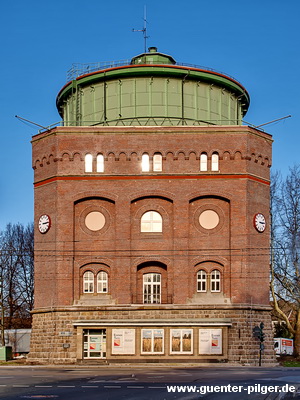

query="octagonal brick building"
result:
[29,48,275,364]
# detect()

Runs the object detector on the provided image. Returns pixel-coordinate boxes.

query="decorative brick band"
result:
[34,173,270,188]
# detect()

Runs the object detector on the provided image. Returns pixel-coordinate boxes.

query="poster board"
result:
[199,329,222,354]
[141,329,164,353]
[112,329,135,354]
[170,329,192,353]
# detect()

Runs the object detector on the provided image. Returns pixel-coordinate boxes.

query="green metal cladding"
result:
[56,48,250,127]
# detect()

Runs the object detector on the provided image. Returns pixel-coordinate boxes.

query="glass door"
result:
[83,329,106,359]
[143,273,161,304]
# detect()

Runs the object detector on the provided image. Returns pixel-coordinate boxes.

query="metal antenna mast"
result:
[15,115,49,131]
[254,114,291,128]
[132,6,149,52]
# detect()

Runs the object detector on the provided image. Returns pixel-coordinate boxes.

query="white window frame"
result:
[83,329,106,359]
[141,329,164,354]
[143,273,161,304]
[97,271,108,293]
[170,329,193,354]
[141,211,162,233]
[85,154,93,173]
[211,269,221,292]
[211,152,219,171]
[142,153,150,172]
[96,154,104,173]
[153,153,162,172]
[197,270,207,292]
[83,271,94,293]
[200,153,208,171]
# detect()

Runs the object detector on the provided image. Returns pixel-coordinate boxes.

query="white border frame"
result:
[112,329,135,355]
[141,328,164,354]
[170,329,193,354]
[199,328,223,355]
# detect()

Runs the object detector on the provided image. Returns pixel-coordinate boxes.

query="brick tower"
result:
[29,48,275,364]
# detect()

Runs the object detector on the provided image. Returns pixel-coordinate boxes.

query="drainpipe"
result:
[182,71,190,125]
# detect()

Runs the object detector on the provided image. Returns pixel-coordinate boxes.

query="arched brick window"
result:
[142,153,150,172]
[195,262,223,294]
[153,153,162,172]
[136,262,169,304]
[85,154,93,173]
[143,273,161,304]
[197,270,207,292]
[200,153,208,171]
[83,271,94,293]
[211,269,221,292]
[97,271,108,293]
[141,211,162,232]
[96,154,104,173]
[211,152,219,171]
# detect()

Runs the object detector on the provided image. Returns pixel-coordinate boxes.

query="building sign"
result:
[112,329,135,354]
[59,331,72,337]
[199,329,222,354]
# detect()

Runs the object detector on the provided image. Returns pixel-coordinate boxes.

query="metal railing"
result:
[66,59,241,84]
[37,119,246,133]
[132,294,173,304]
[37,119,258,134]
[66,59,131,81]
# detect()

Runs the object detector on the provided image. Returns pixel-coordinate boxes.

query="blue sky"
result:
[1,0,299,227]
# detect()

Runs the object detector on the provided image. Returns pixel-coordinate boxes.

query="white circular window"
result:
[85,211,106,231]
[199,210,219,230]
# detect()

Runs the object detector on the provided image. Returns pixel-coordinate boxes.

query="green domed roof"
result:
[131,47,176,65]
[56,48,250,127]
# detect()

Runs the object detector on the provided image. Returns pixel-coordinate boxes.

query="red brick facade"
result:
[29,125,276,364]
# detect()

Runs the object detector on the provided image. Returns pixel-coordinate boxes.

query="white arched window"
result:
[143,273,161,304]
[97,271,108,293]
[153,153,162,172]
[200,153,208,171]
[96,154,104,173]
[141,211,162,233]
[197,270,207,292]
[211,269,221,292]
[142,153,150,172]
[211,152,219,171]
[83,271,94,293]
[85,154,93,173]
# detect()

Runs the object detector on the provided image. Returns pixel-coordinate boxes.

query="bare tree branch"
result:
[271,166,300,355]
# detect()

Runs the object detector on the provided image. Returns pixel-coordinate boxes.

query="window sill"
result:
[140,232,163,238]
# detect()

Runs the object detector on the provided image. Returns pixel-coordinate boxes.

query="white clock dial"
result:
[254,213,266,232]
[38,214,51,234]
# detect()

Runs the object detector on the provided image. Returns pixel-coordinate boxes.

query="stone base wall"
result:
[28,305,276,365]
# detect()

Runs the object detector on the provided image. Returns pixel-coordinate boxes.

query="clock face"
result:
[38,214,51,234]
[254,213,266,232]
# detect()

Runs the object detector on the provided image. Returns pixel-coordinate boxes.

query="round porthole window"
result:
[199,210,219,230]
[85,211,106,231]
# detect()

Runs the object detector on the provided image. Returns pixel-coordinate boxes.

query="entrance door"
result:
[83,329,106,359]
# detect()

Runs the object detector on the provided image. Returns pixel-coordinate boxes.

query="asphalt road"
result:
[0,365,299,400]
